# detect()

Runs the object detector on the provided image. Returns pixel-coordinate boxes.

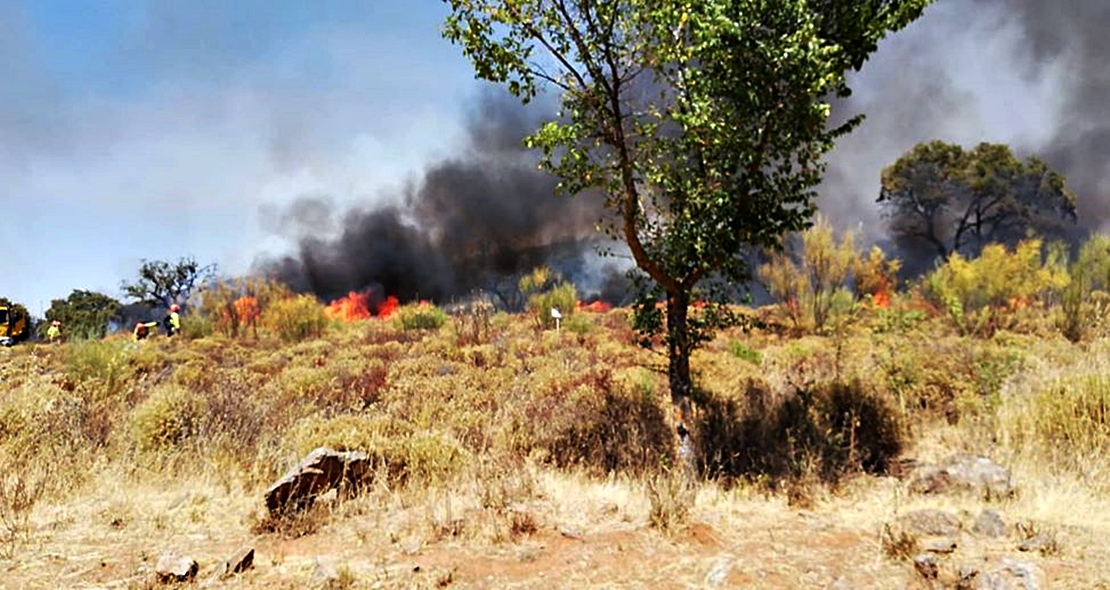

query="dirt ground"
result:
[4,460,1109,590]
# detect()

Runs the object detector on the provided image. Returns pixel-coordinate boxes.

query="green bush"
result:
[130,385,208,452]
[262,294,329,343]
[1057,236,1110,342]
[393,302,448,331]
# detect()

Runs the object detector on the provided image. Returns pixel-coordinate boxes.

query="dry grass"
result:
[3,301,1110,587]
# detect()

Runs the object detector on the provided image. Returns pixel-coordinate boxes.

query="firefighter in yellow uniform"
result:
[166,304,181,337]
[46,320,62,343]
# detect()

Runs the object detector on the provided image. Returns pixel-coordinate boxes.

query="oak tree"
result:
[879,140,1078,268]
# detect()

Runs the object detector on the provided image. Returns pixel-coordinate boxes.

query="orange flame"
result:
[234,296,261,323]
[575,299,612,313]
[325,290,399,321]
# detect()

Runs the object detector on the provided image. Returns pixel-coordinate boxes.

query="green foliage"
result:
[262,294,329,343]
[923,239,1067,337]
[121,256,217,309]
[392,302,448,332]
[1057,235,1110,342]
[130,385,208,452]
[40,290,122,340]
[727,341,761,365]
[879,140,1078,266]
[443,0,930,408]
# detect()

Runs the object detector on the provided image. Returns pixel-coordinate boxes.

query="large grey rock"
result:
[156,551,198,583]
[909,454,1015,499]
[264,447,370,516]
[955,558,1042,590]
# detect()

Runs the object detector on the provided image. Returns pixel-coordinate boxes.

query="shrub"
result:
[1057,235,1110,342]
[453,298,496,346]
[924,239,1067,337]
[1012,374,1110,465]
[392,301,447,332]
[853,245,902,308]
[501,368,674,475]
[759,215,860,332]
[262,294,328,343]
[519,266,577,330]
[194,276,292,338]
[130,385,208,452]
[694,377,906,487]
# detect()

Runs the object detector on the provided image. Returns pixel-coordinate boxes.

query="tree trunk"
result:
[666,288,695,473]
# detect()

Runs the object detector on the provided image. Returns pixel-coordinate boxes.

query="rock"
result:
[955,558,1042,590]
[973,510,1007,538]
[704,555,733,587]
[155,551,198,583]
[897,508,963,536]
[311,560,339,586]
[913,554,939,580]
[227,546,254,574]
[264,447,370,516]
[909,454,1015,499]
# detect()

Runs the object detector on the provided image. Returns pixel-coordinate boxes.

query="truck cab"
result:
[0,303,30,346]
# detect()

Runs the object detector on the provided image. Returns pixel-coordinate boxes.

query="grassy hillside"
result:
[2,293,1110,588]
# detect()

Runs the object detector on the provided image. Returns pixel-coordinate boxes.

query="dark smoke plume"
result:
[255,92,626,306]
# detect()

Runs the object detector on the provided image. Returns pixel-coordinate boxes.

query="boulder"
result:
[909,454,1015,499]
[264,447,370,516]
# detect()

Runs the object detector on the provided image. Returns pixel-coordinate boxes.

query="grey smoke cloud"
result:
[818,0,1097,246]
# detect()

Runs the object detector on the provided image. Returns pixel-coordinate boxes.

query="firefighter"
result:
[165,304,182,337]
[134,321,159,341]
[46,320,62,343]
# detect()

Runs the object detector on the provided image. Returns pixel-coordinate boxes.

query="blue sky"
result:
[2,1,1072,315]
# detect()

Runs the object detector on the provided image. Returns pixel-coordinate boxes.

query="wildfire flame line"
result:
[325,290,399,322]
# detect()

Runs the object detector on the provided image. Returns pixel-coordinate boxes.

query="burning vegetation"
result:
[324,290,400,322]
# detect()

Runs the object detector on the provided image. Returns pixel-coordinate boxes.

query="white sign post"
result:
[551,307,562,332]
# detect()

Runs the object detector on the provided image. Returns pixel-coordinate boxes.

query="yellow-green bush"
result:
[392,301,448,331]
[519,266,577,330]
[758,216,861,332]
[130,385,208,452]
[262,294,328,343]
[924,239,1066,337]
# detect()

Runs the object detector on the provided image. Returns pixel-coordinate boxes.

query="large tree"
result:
[42,290,123,340]
[879,140,1078,269]
[442,0,930,439]
[121,257,216,309]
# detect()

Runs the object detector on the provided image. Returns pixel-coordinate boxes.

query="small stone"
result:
[704,555,733,587]
[155,551,198,583]
[973,510,1006,538]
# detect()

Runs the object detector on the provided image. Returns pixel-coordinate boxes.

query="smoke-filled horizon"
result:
[257,0,1110,304]
[254,92,631,305]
